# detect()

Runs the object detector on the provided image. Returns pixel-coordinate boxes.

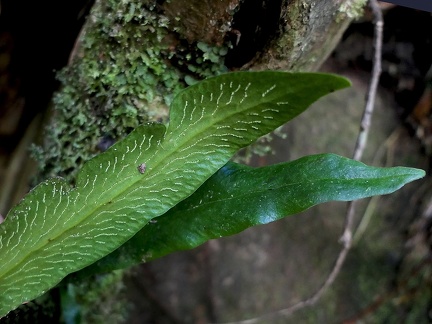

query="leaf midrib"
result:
[0,97,268,281]
[175,171,417,214]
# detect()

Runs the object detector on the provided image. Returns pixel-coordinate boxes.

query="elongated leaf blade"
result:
[0,72,350,316]
[70,154,425,278]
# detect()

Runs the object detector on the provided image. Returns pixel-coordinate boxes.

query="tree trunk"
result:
[162,0,364,71]
[37,0,365,182]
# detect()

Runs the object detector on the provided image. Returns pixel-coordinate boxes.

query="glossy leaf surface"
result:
[0,72,350,316]
[70,154,424,279]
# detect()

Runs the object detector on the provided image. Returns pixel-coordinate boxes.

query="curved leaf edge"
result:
[67,153,425,282]
[0,71,351,317]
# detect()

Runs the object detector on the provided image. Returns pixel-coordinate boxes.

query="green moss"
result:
[33,0,230,184]
[337,0,367,22]
[61,271,129,324]
[28,2,232,318]
[271,1,308,70]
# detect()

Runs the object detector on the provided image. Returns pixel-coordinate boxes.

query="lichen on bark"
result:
[251,0,363,72]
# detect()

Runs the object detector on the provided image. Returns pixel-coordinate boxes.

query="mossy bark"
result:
[35,0,367,321]
[36,0,365,184]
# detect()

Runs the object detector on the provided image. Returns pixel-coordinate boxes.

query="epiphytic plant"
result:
[0,71,424,317]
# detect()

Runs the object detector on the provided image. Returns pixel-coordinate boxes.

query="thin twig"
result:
[220,1,383,323]
[352,4,383,162]
[341,0,383,249]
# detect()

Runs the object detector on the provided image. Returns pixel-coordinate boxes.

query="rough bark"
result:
[35,0,366,183]
[162,0,366,71]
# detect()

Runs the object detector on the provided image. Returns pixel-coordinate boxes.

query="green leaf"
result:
[0,72,350,316]
[68,154,424,279]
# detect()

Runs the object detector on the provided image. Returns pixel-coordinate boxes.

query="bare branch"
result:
[352,0,383,162]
